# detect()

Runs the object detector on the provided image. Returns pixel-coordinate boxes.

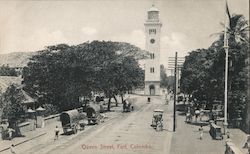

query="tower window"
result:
[149,29,156,34]
[150,67,155,73]
[150,53,155,59]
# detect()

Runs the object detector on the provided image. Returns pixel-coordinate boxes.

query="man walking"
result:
[199,126,204,140]
[54,126,60,141]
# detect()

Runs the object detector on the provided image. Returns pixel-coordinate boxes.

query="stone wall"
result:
[44,114,60,126]
[225,140,244,154]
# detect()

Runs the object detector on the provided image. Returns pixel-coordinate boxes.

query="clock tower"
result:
[144,4,162,95]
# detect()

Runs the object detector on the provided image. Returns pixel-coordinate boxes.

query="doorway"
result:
[149,85,155,95]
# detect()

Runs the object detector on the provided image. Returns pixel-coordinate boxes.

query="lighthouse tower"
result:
[144,4,162,95]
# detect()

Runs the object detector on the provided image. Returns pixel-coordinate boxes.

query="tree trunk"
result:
[121,94,124,103]
[113,95,118,107]
[107,97,111,111]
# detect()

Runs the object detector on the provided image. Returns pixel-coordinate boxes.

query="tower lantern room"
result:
[147,5,159,22]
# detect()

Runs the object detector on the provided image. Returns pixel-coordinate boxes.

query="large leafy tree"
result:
[23,41,145,111]
[0,84,25,126]
[180,14,249,121]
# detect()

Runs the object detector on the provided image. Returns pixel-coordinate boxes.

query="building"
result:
[144,4,162,95]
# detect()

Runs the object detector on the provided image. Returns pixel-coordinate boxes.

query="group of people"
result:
[122,99,133,112]
[185,107,203,123]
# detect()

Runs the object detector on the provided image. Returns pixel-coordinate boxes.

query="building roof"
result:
[21,89,36,104]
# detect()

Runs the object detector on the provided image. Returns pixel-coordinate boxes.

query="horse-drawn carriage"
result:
[60,109,87,134]
[86,103,102,125]
[151,109,164,131]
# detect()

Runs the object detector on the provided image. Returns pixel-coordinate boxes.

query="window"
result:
[149,29,156,35]
[150,67,154,73]
[150,53,155,59]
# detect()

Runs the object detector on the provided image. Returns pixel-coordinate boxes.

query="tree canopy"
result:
[0,65,18,76]
[180,14,249,121]
[23,41,146,111]
[0,84,25,125]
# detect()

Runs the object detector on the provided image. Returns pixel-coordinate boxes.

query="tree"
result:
[160,65,168,88]
[23,41,146,111]
[0,84,25,127]
[0,65,18,76]
[180,13,249,122]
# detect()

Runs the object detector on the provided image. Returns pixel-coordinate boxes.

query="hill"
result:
[0,52,37,67]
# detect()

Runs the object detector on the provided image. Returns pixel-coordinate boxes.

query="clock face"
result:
[150,39,155,44]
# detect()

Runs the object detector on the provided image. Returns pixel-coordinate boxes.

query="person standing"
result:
[8,128,15,140]
[199,126,204,140]
[54,126,60,141]
[10,144,16,154]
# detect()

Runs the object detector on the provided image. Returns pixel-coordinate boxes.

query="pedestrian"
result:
[8,128,15,140]
[199,126,203,140]
[147,97,150,103]
[226,131,230,139]
[54,126,60,141]
[195,109,200,122]
[10,144,16,154]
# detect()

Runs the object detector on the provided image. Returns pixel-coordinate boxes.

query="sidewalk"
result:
[169,111,248,154]
[0,121,61,153]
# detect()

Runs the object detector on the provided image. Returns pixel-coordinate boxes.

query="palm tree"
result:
[227,14,249,44]
[210,14,249,48]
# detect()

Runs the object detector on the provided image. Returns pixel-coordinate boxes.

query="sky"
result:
[0,0,249,68]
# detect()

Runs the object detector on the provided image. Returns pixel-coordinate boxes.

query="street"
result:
[5,95,172,154]
[1,95,248,154]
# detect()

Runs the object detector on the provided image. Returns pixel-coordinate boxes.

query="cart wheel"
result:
[73,126,78,134]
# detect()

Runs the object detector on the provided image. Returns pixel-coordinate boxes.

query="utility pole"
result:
[173,52,177,132]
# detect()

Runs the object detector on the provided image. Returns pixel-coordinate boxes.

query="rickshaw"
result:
[151,109,164,131]
[60,109,87,134]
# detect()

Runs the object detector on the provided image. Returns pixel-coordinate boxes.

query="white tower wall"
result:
[144,5,162,96]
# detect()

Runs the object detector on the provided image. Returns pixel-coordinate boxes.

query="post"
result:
[173,52,177,132]
[223,0,229,135]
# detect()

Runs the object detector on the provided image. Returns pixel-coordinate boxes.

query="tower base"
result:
[144,81,160,95]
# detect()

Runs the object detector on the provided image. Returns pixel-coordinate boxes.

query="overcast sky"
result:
[0,0,249,67]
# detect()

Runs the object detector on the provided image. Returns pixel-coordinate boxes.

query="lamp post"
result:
[223,0,229,135]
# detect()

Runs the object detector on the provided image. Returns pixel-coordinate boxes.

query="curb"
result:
[0,132,47,153]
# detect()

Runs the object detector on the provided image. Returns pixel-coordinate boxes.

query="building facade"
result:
[144,5,162,95]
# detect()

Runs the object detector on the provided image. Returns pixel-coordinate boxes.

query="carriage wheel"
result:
[73,125,78,134]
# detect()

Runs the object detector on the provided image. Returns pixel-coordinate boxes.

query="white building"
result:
[144,4,162,95]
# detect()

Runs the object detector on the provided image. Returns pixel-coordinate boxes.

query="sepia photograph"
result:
[0,0,249,153]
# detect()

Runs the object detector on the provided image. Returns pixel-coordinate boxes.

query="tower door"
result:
[149,85,155,95]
